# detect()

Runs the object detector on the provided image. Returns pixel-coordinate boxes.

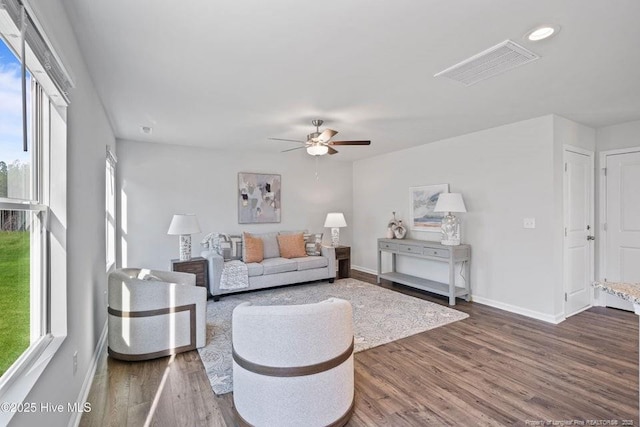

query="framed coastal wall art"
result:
[238,172,282,224]
[409,184,449,231]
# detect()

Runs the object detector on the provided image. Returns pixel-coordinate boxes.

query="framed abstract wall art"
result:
[409,184,449,231]
[238,172,281,224]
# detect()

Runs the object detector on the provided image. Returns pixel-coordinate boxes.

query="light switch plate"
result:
[523,218,536,229]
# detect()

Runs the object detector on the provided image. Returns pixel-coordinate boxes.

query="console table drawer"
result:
[423,247,450,258]
[379,241,398,251]
[398,244,422,254]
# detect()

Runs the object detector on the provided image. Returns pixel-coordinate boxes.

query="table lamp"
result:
[434,193,467,246]
[167,214,201,260]
[324,212,347,247]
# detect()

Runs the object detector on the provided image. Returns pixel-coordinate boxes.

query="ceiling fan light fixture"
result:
[269,119,371,157]
[307,144,328,156]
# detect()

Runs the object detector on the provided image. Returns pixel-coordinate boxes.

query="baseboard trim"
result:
[472,296,565,324]
[351,265,377,276]
[69,320,108,427]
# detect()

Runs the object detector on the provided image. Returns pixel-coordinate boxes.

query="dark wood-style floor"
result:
[80,271,639,426]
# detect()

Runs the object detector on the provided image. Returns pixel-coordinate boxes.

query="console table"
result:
[377,238,471,306]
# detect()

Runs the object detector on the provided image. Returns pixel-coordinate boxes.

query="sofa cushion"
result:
[278,230,307,235]
[243,233,264,263]
[228,235,243,260]
[261,257,298,275]
[277,233,307,259]
[256,232,280,259]
[246,262,264,277]
[303,232,323,256]
[294,256,328,271]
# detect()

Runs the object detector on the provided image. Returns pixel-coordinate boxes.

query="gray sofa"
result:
[201,233,336,301]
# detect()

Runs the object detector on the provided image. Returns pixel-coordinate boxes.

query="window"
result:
[0,0,71,408]
[106,148,116,271]
[0,35,44,380]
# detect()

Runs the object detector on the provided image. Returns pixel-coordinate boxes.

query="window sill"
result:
[0,334,66,425]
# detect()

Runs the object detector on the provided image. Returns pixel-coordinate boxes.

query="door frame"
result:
[597,146,640,306]
[563,145,595,317]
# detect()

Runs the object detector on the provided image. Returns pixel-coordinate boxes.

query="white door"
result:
[564,148,594,317]
[604,150,640,310]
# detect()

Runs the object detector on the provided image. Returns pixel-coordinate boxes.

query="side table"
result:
[171,257,209,295]
[334,245,351,279]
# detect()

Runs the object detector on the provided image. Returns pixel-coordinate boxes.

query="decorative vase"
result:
[387,212,399,239]
[393,220,407,239]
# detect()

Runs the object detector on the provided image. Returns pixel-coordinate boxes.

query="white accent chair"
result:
[108,268,207,361]
[232,298,354,427]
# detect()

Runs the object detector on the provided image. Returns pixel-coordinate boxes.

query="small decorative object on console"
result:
[387,212,399,239]
[386,227,394,239]
[393,220,407,239]
[387,212,407,239]
[434,193,467,246]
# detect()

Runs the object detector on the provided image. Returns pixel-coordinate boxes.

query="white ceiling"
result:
[62,0,640,161]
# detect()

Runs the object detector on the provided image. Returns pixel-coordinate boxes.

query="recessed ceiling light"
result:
[140,126,152,135]
[525,25,560,41]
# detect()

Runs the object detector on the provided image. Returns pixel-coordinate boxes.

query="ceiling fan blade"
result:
[329,140,371,146]
[328,147,339,155]
[268,137,307,144]
[317,129,338,143]
[281,146,306,153]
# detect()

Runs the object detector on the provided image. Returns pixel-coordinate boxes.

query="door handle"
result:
[587,235,595,241]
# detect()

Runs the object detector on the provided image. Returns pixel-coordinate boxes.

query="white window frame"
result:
[106,147,117,272]
[0,3,70,421]
[0,81,53,399]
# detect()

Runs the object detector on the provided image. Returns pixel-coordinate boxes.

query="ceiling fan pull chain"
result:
[315,156,320,181]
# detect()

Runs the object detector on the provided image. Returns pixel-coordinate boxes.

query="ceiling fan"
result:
[269,119,371,156]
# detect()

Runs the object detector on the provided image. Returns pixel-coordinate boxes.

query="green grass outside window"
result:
[0,231,30,377]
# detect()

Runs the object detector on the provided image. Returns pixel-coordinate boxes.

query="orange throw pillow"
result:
[277,233,307,259]
[243,232,264,263]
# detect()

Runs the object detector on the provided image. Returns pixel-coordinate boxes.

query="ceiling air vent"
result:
[434,40,539,86]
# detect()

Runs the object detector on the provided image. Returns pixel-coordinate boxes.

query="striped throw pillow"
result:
[303,232,323,256]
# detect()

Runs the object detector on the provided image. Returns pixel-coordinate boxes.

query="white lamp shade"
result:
[434,193,467,213]
[324,212,347,228]
[167,214,201,235]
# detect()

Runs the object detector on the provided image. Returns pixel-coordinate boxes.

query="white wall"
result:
[116,140,353,270]
[353,115,567,321]
[10,1,115,426]
[596,119,640,152]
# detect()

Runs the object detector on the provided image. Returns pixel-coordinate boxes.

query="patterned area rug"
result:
[198,278,469,395]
